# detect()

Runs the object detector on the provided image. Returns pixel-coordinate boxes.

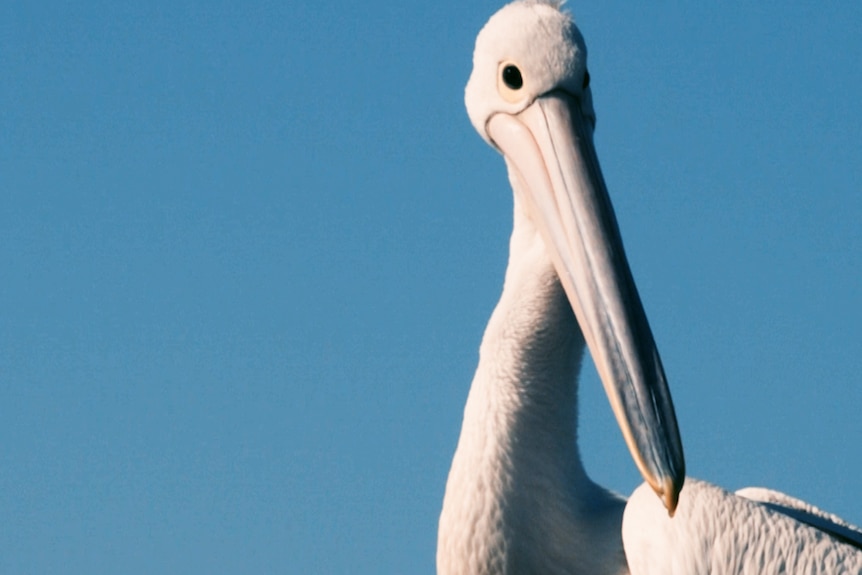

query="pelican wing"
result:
[737,487,862,550]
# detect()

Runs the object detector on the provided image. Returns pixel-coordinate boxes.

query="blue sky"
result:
[2,1,861,573]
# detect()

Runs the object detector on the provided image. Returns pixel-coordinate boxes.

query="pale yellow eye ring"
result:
[497,61,525,103]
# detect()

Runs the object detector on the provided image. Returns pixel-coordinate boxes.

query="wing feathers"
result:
[737,487,862,551]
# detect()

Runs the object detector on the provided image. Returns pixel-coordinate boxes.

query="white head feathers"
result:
[465,1,591,144]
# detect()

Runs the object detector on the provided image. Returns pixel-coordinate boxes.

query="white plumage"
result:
[624,480,862,574]
[438,1,862,574]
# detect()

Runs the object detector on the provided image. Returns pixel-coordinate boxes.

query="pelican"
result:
[438,1,862,574]
[438,1,683,573]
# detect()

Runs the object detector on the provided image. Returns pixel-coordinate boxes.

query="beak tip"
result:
[659,474,683,516]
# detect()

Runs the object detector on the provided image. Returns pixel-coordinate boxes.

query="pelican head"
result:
[465,0,685,513]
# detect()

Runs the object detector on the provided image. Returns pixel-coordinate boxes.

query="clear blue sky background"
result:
[2,1,860,573]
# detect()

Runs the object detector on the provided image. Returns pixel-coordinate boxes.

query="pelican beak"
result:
[486,91,685,514]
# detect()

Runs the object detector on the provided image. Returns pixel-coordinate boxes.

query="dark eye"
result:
[582,70,590,90]
[502,65,523,90]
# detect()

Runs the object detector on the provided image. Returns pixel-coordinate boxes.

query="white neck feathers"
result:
[437,197,628,575]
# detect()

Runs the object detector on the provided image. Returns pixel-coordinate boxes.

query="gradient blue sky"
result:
[2,1,861,573]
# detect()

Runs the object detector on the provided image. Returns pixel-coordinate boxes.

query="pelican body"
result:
[624,479,862,574]
[438,1,862,574]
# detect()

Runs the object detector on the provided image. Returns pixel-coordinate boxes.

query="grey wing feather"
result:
[737,487,862,550]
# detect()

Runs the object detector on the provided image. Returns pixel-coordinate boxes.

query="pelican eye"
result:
[583,70,590,90]
[502,65,523,90]
[497,61,526,103]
